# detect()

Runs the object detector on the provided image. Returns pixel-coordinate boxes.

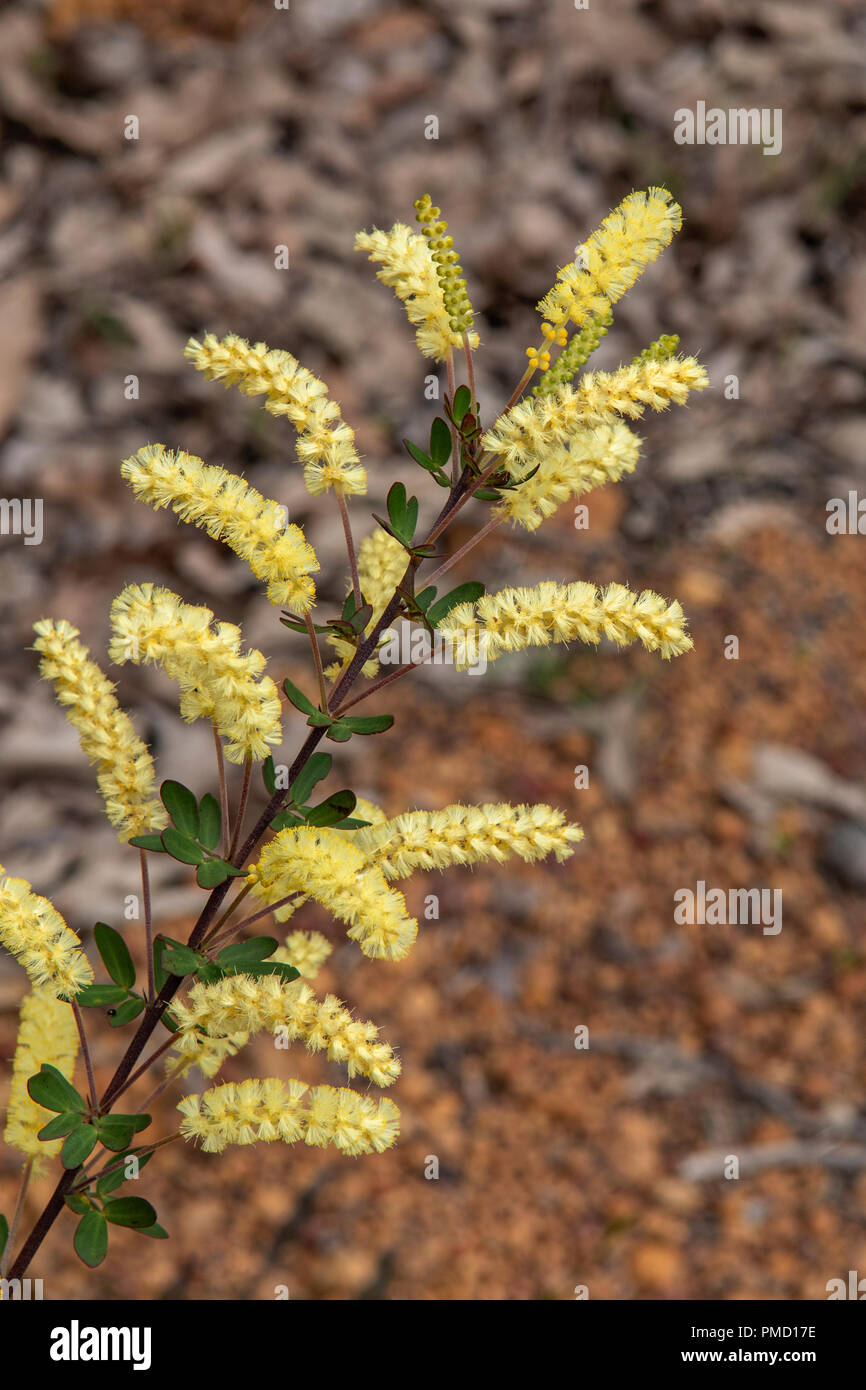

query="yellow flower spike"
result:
[490,420,641,533]
[570,356,709,423]
[184,334,366,499]
[109,583,282,764]
[121,444,319,613]
[355,223,480,363]
[4,988,79,1172]
[33,619,166,841]
[538,186,683,333]
[248,825,418,960]
[438,580,692,669]
[177,1079,399,1156]
[355,803,584,880]
[169,972,400,1087]
[0,870,93,999]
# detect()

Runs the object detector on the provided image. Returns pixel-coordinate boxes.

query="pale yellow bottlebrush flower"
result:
[438,580,693,669]
[32,618,166,841]
[355,222,480,363]
[248,826,418,961]
[109,583,282,764]
[0,868,93,999]
[177,1078,399,1156]
[273,929,333,980]
[537,187,683,335]
[184,334,366,498]
[568,356,709,424]
[3,987,79,1171]
[121,443,319,614]
[490,420,641,532]
[170,972,400,1087]
[355,803,583,880]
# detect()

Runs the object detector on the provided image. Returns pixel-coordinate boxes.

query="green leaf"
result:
[432,471,451,487]
[307,710,333,728]
[108,996,146,1028]
[216,937,278,969]
[64,1193,91,1216]
[332,816,372,829]
[161,827,206,865]
[138,1222,169,1239]
[430,417,452,467]
[38,1112,84,1141]
[97,1116,137,1152]
[27,1064,85,1114]
[160,944,202,977]
[403,439,434,470]
[233,960,300,984]
[452,384,472,422]
[152,937,170,995]
[75,983,130,1008]
[339,714,394,735]
[104,1197,158,1229]
[198,793,222,850]
[325,722,353,742]
[387,480,408,528]
[305,790,357,826]
[196,859,230,889]
[94,921,136,990]
[283,677,319,718]
[415,586,437,611]
[427,581,486,628]
[195,962,226,985]
[472,487,501,501]
[74,1210,108,1267]
[128,833,166,853]
[270,811,304,831]
[62,1125,98,1169]
[160,780,199,838]
[95,1150,152,1196]
[0,1214,7,1261]
[289,752,332,807]
[262,754,277,794]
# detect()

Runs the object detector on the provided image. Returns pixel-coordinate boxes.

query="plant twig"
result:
[304,612,329,714]
[212,721,230,856]
[462,331,476,402]
[140,848,154,1002]
[0,1158,33,1279]
[228,756,253,863]
[336,489,362,606]
[72,999,97,1111]
[425,514,503,588]
[205,893,300,953]
[332,662,420,716]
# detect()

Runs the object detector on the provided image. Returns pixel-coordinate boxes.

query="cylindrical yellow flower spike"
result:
[537,187,683,335]
[413,195,475,338]
[248,826,418,960]
[33,618,166,841]
[489,420,641,532]
[184,335,367,498]
[170,973,400,1087]
[355,221,481,363]
[4,987,80,1172]
[177,1078,400,1156]
[0,869,93,999]
[438,580,693,668]
[355,803,583,880]
[121,444,319,613]
[109,583,282,764]
[568,356,709,423]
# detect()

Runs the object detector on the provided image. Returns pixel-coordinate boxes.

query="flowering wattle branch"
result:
[2,186,707,1285]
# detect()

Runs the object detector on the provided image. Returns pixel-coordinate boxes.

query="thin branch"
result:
[72,999,97,1111]
[446,349,460,484]
[200,881,252,949]
[332,662,420,716]
[140,848,154,1002]
[205,893,300,953]
[72,1134,181,1194]
[114,1033,176,1102]
[228,756,253,863]
[0,1158,33,1279]
[425,514,503,588]
[304,612,330,714]
[336,489,362,606]
[212,721,230,857]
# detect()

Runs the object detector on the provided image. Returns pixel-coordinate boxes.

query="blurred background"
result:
[1,0,865,1300]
